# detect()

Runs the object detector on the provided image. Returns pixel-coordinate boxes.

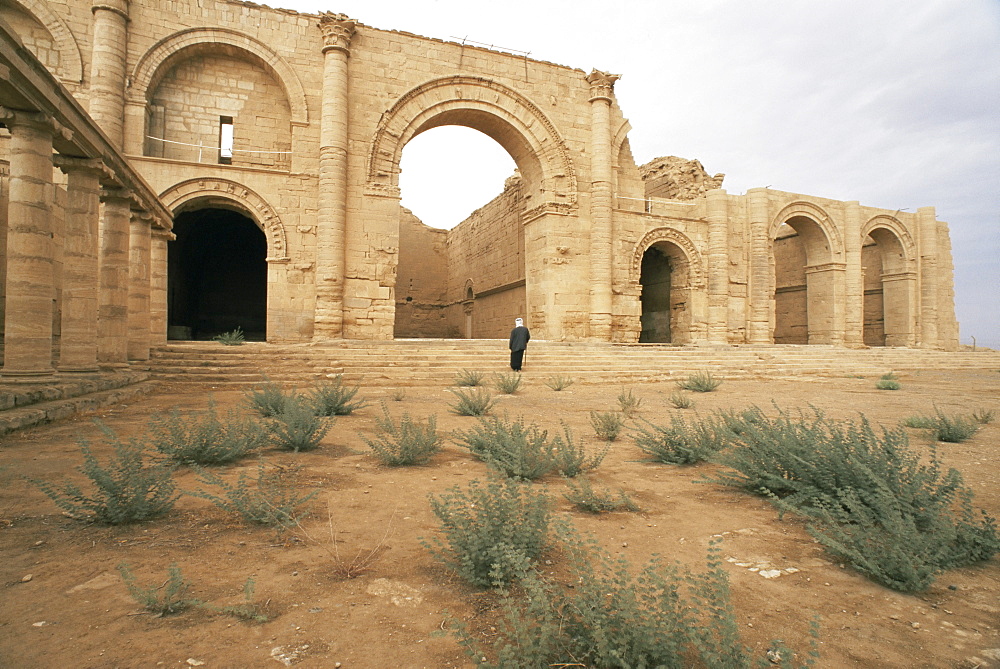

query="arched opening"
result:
[392,125,522,339]
[772,215,834,344]
[863,227,913,346]
[167,208,267,341]
[639,242,691,343]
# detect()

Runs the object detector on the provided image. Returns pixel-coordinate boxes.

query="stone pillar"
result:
[54,156,104,372]
[89,0,129,149]
[706,189,729,343]
[585,69,619,341]
[747,188,772,343]
[917,206,939,347]
[97,188,131,366]
[314,13,356,339]
[127,211,151,362]
[1,111,57,379]
[843,201,864,347]
[149,229,172,345]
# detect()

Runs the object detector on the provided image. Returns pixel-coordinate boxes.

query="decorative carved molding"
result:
[318,13,356,55]
[770,200,844,258]
[158,178,289,260]
[9,0,85,83]
[585,69,620,102]
[523,201,572,223]
[629,227,706,288]
[862,214,917,261]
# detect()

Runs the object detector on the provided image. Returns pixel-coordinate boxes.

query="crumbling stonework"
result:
[0,0,961,376]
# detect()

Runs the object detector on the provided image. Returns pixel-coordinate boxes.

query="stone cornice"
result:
[319,13,356,55]
[586,69,620,102]
[91,0,129,21]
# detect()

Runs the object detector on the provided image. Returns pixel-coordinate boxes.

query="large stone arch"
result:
[366,75,577,211]
[4,0,84,83]
[629,227,705,288]
[861,214,917,346]
[861,214,916,266]
[770,200,843,259]
[159,178,289,261]
[127,27,308,125]
[629,227,706,344]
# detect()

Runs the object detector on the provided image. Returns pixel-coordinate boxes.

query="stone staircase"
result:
[148,340,1000,387]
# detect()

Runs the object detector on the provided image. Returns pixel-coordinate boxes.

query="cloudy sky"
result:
[282,0,999,348]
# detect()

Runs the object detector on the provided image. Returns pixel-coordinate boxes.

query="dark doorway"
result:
[168,208,267,340]
[639,246,672,343]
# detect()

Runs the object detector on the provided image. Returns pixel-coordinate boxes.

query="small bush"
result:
[118,563,200,616]
[492,371,523,395]
[362,402,441,466]
[633,414,725,465]
[876,373,901,391]
[617,387,642,416]
[676,371,722,392]
[213,327,245,346]
[454,369,486,387]
[424,475,552,588]
[190,460,317,528]
[590,410,625,441]
[972,408,995,425]
[456,415,555,481]
[32,423,178,524]
[149,400,267,466]
[213,577,269,623]
[544,375,574,391]
[448,387,494,416]
[265,396,332,452]
[245,380,294,418]
[563,477,639,513]
[904,408,980,443]
[669,391,694,409]
[309,375,368,416]
[552,423,608,477]
[389,388,406,402]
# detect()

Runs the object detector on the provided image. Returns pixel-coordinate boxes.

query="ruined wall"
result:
[641,156,725,201]
[394,209,449,338]
[773,229,808,344]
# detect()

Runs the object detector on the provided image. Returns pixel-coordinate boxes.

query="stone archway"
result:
[862,216,917,346]
[2,0,84,84]
[630,228,705,344]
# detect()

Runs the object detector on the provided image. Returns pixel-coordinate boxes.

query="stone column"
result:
[89,0,129,149]
[747,188,772,343]
[314,13,356,339]
[706,189,729,343]
[97,187,131,366]
[585,69,619,342]
[1,110,57,379]
[54,156,105,372]
[917,206,939,347]
[843,201,864,347]
[127,211,151,362]
[149,229,172,345]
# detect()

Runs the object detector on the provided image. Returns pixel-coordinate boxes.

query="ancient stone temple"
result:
[0,0,960,379]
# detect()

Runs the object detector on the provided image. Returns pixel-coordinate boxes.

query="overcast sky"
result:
[281,0,1000,348]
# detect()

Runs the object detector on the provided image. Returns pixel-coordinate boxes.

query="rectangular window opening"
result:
[219,116,233,165]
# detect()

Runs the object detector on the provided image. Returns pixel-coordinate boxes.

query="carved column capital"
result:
[0,107,70,140]
[319,13,356,55]
[53,155,108,177]
[585,69,620,102]
[91,0,129,20]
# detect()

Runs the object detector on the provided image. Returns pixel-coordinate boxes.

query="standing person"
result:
[509,317,530,371]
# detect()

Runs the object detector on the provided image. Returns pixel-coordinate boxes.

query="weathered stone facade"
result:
[0,0,960,371]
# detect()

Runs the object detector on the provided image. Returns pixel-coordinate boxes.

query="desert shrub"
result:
[309,375,368,416]
[908,408,980,443]
[544,375,574,391]
[212,327,245,346]
[633,414,726,465]
[455,535,819,668]
[454,369,486,387]
[563,477,639,513]
[362,402,441,466]
[455,415,555,481]
[972,407,995,425]
[265,396,332,452]
[617,387,642,416]
[492,371,523,394]
[876,372,901,391]
[669,391,694,409]
[149,400,267,466]
[424,475,552,588]
[590,410,625,441]
[245,380,295,417]
[676,371,722,392]
[551,423,608,477]
[448,387,494,416]
[389,387,406,401]
[118,563,200,616]
[32,423,178,524]
[190,460,318,527]
[213,577,269,623]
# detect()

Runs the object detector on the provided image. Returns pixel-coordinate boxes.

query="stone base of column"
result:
[589,313,612,341]
[1,368,58,383]
[58,365,101,374]
[99,362,131,371]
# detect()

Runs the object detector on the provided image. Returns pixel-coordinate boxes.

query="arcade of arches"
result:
[0,0,959,382]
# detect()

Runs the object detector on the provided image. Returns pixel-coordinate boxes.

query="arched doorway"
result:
[772,214,837,344]
[638,242,692,343]
[168,208,267,340]
[862,225,915,346]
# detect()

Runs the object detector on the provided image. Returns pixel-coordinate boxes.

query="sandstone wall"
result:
[394,209,449,338]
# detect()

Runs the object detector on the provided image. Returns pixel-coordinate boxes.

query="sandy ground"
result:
[1,368,998,668]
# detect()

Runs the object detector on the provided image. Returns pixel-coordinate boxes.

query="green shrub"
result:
[617,387,642,416]
[589,410,625,441]
[424,475,552,588]
[543,375,574,391]
[669,391,694,409]
[903,408,980,443]
[456,415,556,481]
[309,375,368,416]
[972,407,995,425]
[455,369,486,387]
[492,371,523,394]
[213,577,269,623]
[362,402,441,466]
[265,396,332,452]
[245,380,294,417]
[448,387,495,416]
[118,563,200,616]
[551,423,608,477]
[563,477,639,513]
[32,423,178,524]
[455,535,819,668]
[190,460,317,528]
[876,376,901,390]
[633,414,724,465]
[213,327,245,346]
[676,371,722,392]
[149,400,268,466]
